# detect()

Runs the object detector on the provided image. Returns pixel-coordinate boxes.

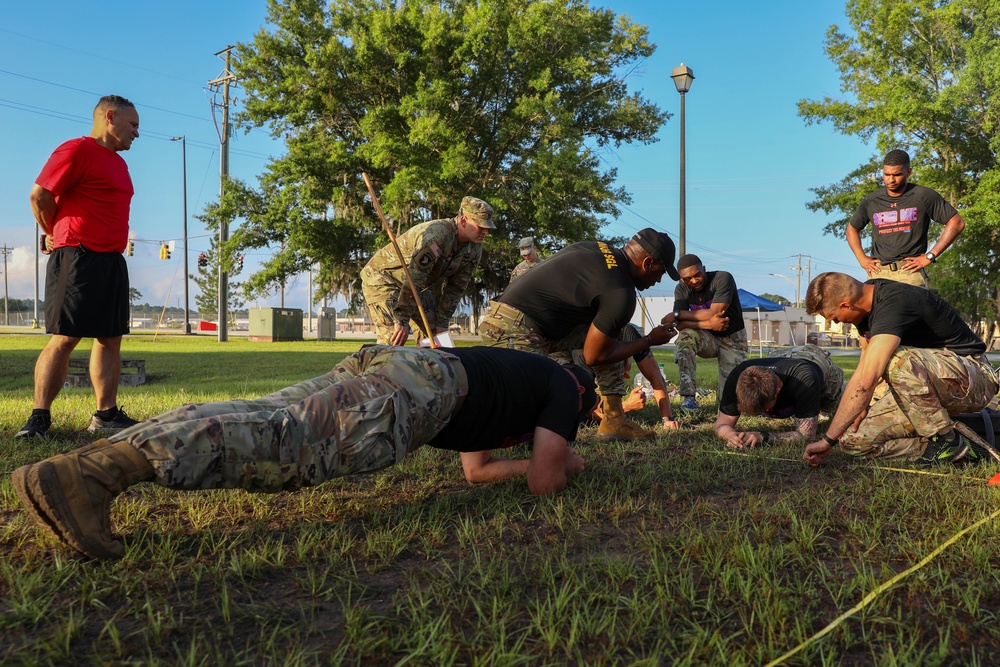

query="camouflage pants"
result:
[840,347,999,460]
[674,328,749,397]
[767,343,845,413]
[361,281,438,344]
[108,346,468,493]
[479,300,627,396]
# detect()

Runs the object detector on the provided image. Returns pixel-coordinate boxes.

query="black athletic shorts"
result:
[45,245,130,338]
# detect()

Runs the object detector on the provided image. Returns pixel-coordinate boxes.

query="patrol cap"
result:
[460,196,496,230]
[633,228,680,280]
[518,236,534,256]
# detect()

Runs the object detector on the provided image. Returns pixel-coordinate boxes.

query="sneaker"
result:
[87,406,139,434]
[678,396,700,415]
[918,433,969,466]
[15,413,51,439]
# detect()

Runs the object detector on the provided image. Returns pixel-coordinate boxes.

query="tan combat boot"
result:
[12,439,154,560]
[597,395,656,440]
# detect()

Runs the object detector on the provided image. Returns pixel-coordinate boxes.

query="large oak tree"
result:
[206,0,666,316]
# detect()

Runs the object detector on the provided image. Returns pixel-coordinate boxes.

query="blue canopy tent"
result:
[737,288,787,357]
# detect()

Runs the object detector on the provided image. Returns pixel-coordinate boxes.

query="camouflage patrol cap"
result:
[460,196,496,230]
[518,237,534,256]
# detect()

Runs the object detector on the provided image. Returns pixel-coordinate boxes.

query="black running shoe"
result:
[87,406,139,433]
[918,434,968,466]
[15,413,51,439]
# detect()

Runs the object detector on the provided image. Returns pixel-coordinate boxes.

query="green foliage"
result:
[758,292,792,307]
[206,0,666,307]
[798,0,1000,324]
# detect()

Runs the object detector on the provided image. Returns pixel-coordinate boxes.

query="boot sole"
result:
[12,464,70,548]
[12,462,122,560]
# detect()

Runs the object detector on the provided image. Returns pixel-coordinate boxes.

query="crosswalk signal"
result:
[198,252,207,268]
[126,241,134,256]
[159,243,171,260]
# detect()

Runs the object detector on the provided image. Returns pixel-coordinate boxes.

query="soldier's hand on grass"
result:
[390,324,410,346]
[565,448,585,475]
[724,431,750,449]
[803,439,833,467]
[661,418,680,431]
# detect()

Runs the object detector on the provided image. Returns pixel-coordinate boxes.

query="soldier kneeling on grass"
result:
[713,344,845,449]
[12,345,598,561]
[800,272,999,467]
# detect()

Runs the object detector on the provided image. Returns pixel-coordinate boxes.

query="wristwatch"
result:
[672,310,681,324]
[925,251,936,263]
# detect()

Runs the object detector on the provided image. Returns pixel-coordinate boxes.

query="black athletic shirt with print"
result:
[848,183,958,263]
[673,270,745,337]
[428,347,581,452]
[857,280,985,357]
[499,241,636,341]
[719,358,823,419]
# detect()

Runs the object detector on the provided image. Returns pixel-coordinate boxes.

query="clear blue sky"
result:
[0,0,872,313]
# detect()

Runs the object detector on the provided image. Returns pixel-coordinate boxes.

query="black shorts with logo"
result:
[44,245,130,338]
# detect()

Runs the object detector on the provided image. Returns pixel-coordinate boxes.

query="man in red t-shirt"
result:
[16,95,142,439]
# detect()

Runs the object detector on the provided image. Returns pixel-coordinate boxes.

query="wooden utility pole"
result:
[209,46,236,342]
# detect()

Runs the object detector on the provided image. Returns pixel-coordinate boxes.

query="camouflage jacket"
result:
[362,218,482,325]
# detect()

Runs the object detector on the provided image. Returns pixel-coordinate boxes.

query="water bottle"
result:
[634,373,654,398]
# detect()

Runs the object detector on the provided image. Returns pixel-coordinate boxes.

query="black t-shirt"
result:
[857,280,985,356]
[719,358,823,419]
[620,324,652,363]
[673,270,745,337]
[499,241,636,340]
[848,183,958,262]
[428,347,581,452]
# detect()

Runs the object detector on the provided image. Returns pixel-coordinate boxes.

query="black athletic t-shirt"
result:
[428,347,581,452]
[857,280,985,356]
[673,270,745,337]
[848,183,958,262]
[499,241,636,340]
[719,358,823,419]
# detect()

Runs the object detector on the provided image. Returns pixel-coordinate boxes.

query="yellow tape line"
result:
[764,507,1000,666]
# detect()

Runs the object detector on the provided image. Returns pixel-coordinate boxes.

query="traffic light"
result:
[237,255,244,272]
[126,241,134,256]
[198,252,207,268]
[159,243,171,260]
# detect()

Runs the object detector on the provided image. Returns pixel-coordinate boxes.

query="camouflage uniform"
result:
[107,346,468,493]
[361,197,494,344]
[510,258,540,282]
[766,343,845,412]
[675,328,749,397]
[479,300,627,396]
[839,347,998,460]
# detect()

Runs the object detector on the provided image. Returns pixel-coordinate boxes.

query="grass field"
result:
[2,334,1000,665]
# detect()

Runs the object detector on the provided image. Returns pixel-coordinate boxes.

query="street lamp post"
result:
[170,136,191,334]
[670,63,695,257]
[770,273,799,307]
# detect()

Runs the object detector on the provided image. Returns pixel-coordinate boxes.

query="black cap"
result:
[633,228,680,280]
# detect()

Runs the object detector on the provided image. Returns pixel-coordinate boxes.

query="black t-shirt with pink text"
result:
[849,183,957,262]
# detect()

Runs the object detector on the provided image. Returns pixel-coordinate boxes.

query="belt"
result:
[883,262,900,271]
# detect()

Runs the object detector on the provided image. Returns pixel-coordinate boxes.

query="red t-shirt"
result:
[35,136,134,253]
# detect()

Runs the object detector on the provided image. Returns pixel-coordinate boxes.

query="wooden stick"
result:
[361,173,438,348]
